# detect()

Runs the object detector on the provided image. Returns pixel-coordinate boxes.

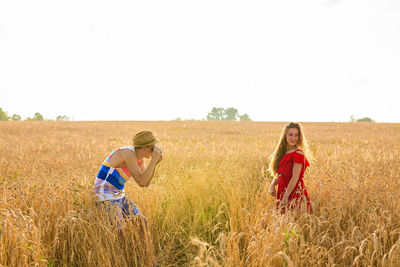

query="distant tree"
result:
[207,107,225,120]
[207,107,251,121]
[11,114,21,121]
[239,113,251,121]
[26,112,45,121]
[350,115,356,122]
[356,117,374,122]
[223,107,238,120]
[0,107,9,121]
[56,115,70,121]
[33,112,44,121]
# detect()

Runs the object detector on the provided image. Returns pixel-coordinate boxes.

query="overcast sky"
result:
[1,0,399,122]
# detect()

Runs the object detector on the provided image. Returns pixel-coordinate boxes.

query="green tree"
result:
[0,107,9,121]
[26,112,44,121]
[356,117,374,122]
[11,114,21,121]
[207,107,224,120]
[207,107,251,121]
[223,107,238,120]
[56,115,70,121]
[33,112,44,121]
[239,113,251,121]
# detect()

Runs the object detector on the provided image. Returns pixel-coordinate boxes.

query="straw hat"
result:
[132,131,158,147]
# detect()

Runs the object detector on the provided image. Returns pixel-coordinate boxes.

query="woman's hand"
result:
[157,153,163,163]
[153,146,163,163]
[280,195,289,206]
[280,191,289,206]
[268,184,276,196]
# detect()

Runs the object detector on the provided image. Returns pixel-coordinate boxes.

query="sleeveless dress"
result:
[93,146,140,218]
[276,149,312,213]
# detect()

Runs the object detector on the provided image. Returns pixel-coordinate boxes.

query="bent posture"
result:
[268,122,312,213]
[93,131,162,261]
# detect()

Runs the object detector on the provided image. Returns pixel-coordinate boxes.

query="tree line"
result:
[350,115,375,122]
[207,107,251,121]
[0,107,70,121]
[1,106,374,122]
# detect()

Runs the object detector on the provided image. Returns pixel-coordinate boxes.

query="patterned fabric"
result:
[96,196,140,228]
[93,146,135,201]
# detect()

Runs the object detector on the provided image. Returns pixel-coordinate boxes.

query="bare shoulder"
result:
[295,149,304,155]
[110,149,135,166]
[120,148,136,159]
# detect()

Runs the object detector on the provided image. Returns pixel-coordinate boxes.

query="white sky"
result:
[1,0,399,122]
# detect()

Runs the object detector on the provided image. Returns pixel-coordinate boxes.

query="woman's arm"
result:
[123,148,162,187]
[138,159,146,173]
[268,178,278,196]
[142,152,162,187]
[281,162,302,204]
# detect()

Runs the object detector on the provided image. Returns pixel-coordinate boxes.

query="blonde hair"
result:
[268,122,313,177]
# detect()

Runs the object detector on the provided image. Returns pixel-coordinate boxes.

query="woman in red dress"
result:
[268,122,312,213]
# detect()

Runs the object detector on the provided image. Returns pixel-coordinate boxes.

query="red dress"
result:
[276,149,312,213]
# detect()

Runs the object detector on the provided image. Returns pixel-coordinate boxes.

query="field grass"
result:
[1,121,400,266]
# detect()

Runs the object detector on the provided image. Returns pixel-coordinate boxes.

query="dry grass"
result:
[1,121,399,266]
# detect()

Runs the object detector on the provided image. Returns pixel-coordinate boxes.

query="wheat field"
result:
[1,121,399,266]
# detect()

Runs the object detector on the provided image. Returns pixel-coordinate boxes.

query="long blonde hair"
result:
[268,122,312,177]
